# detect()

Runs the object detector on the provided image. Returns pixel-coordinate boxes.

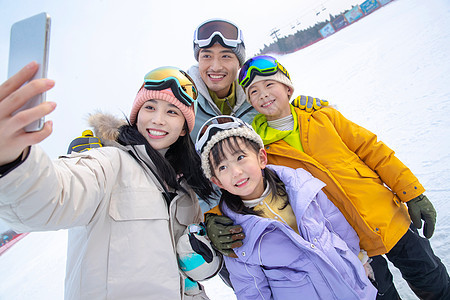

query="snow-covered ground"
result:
[1,0,449,299]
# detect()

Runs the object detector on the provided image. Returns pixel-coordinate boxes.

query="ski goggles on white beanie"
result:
[130,67,197,132]
[195,115,264,179]
[193,18,246,66]
[238,55,295,102]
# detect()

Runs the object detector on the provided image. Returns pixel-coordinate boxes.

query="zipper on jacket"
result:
[243,263,268,300]
[127,149,174,208]
[196,102,217,118]
[224,97,233,113]
[257,227,277,266]
[320,204,367,290]
[236,105,255,118]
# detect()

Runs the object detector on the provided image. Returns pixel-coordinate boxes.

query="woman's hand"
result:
[0,61,56,165]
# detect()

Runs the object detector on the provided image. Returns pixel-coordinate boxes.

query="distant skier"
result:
[66,129,102,154]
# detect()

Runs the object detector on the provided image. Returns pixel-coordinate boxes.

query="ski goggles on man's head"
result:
[238,55,291,88]
[141,66,198,107]
[193,19,244,49]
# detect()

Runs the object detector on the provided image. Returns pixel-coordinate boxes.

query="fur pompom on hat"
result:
[129,87,196,133]
[245,71,295,102]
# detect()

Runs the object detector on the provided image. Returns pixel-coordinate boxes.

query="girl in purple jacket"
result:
[195,115,377,300]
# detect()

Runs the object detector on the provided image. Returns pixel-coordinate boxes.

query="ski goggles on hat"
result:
[194,19,244,48]
[141,66,198,107]
[195,116,248,154]
[195,115,264,179]
[238,55,291,88]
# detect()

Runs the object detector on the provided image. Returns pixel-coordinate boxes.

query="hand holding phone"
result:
[8,12,51,132]
[0,62,56,166]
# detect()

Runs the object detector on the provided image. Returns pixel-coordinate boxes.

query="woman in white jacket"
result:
[0,62,218,299]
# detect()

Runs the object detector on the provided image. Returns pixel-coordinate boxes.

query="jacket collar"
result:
[87,112,126,147]
[252,105,300,145]
[87,112,177,201]
[268,164,325,218]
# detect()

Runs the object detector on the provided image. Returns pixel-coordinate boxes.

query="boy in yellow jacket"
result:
[236,55,448,299]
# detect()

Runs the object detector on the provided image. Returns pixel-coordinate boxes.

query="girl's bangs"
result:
[209,136,261,173]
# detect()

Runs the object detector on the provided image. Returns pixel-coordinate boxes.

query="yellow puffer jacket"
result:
[253,106,424,257]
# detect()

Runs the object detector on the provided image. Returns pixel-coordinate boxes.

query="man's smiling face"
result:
[198,43,240,98]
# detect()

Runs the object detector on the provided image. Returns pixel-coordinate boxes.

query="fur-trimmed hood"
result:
[88,112,127,147]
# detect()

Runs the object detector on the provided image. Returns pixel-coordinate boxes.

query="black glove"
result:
[204,213,245,258]
[67,129,102,154]
[407,194,437,238]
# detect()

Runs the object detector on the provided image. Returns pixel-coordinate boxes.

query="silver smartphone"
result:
[8,12,51,132]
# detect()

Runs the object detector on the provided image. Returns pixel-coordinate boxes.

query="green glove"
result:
[67,129,102,154]
[407,194,437,239]
[291,95,329,112]
[204,213,245,258]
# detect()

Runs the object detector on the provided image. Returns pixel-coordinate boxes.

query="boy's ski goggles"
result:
[142,66,198,107]
[193,19,244,48]
[238,55,291,88]
[195,116,248,154]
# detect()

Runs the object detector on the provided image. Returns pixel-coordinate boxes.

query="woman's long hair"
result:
[117,121,214,202]
[210,136,289,216]
[165,123,214,201]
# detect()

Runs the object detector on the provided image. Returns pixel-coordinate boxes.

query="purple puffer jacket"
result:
[222,165,377,300]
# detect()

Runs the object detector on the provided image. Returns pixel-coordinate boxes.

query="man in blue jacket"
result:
[187,18,326,211]
[187,18,259,213]
[187,19,258,152]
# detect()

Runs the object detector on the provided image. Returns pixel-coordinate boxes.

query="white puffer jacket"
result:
[0,113,213,300]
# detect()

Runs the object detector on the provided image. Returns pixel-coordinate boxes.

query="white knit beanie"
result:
[195,116,264,179]
[244,71,295,102]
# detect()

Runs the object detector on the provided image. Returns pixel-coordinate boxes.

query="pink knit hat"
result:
[129,87,196,132]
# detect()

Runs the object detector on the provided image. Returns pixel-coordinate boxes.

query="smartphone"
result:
[8,12,51,132]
